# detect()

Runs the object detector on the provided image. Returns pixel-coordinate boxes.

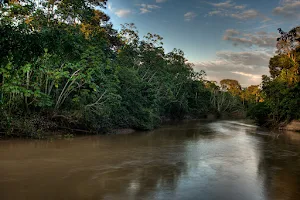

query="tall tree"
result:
[277,27,300,62]
[220,79,242,96]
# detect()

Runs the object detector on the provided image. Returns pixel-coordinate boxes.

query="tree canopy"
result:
[0,0,223,136]
[1,0,299,136]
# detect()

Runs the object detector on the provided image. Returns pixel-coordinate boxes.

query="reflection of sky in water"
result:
[172,121,265,200]
[1,120,300,200]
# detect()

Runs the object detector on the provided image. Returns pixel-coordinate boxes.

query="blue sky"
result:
[104,0,300,86]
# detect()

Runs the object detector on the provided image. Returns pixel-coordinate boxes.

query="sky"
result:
[104,0,300,86]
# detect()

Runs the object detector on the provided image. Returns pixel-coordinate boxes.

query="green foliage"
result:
[210,90,244,116]
[220,79,242,96]
[247,102,271,126]
[0,0,244,136]
[269,55,295,78]
[248,27,300,126]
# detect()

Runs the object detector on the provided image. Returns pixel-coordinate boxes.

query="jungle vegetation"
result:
[0,0,299,137]
[248,27,300,126]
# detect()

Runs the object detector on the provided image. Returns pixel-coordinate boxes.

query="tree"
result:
[269,55,295,78]
[0,0,234,136]
[220,79,242,96]
[204,80,220,92]
[277,27,300,62]
[252,26,300,125]
[244,85,261,103]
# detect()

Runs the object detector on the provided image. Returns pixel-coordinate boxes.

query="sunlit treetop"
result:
[276,27,300,55]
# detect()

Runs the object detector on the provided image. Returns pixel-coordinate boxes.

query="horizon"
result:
[105,0,300,86]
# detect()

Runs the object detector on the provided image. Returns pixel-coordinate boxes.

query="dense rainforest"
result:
[248,27,300,126]
[0,0,299,137]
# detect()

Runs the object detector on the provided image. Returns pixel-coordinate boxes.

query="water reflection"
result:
[255,130,300,200]
[0,121,300,200]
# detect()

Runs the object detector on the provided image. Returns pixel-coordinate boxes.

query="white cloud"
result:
[194,51,272,86]
[107,3,113,11]
[140,8,150,14]
[138,4,160,14]
[273,0,300,19]
[251,21,283,30]
[115,9,132,18]
[223,29,279,48]
[216,51,272,66]
[234,5,246,9]
[211,1,233,8]
[207,1,269,22]
[184,12,197,21]
[225,29,240,36]
[231,71,261,79]
[230,9,259,20]
[107,3,132,18]
[209,10,222,16]
[156,0,167,3]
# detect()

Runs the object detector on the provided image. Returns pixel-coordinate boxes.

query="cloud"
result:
[115,9,132,18]
[193,51,272,86]
[184,12,197,21]
[211,0,234,8]
[210,0,246,10]
[223,29,278,48]
[216,51,271,66]
[208,10,222,16]
[273,0,300,19]
[107,3,132,18]
[207,1,269,22]
[280,0,297,3]
[107,3,113,11]
[225,29,240,36]
[251,21,283,30]
[231,71,261,79]
[230,9,259,20]
[138,4,160,14]
[234,5,246,9]
[156,0,167,3]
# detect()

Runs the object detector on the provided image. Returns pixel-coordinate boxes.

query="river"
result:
[0,120,300,200]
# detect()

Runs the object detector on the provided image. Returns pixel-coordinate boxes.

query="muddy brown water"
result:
[1,120,300,200]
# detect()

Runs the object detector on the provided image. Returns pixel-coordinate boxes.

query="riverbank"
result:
[0,116,150,139]
[282,120,300,132]
[0,113,247,139]
[0,117,195,139]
